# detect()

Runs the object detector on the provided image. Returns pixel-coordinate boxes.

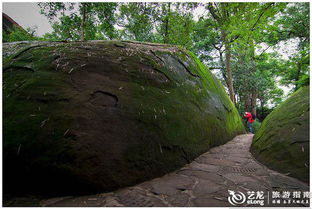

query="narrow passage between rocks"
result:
[41,134,309,207]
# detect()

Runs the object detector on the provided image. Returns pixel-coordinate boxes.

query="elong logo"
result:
[228,190,246,206]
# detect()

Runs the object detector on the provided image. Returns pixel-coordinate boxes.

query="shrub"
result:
[252,119,261,134]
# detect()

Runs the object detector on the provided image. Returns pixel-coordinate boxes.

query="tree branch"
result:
[209,66,225,70]
[212,43,222,50]
[257,45,271,57]
[207,3,221,22]
[229,3,275,43]
[251,3,275,31]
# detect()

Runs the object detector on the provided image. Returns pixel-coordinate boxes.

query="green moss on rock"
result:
[3,40,245,196]
[251,86,310,183]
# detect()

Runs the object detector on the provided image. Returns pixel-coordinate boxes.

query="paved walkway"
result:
[41,134,309,207]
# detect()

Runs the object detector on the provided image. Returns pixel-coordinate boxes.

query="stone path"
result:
[41,134,309,207]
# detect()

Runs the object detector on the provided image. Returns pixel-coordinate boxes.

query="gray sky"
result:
[3,2,52,36]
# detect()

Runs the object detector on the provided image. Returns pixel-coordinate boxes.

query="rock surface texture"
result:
[251,86,310,183]
[3,41,245,196]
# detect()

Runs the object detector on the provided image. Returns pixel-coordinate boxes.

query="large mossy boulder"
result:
[3,41,244,195]
[251,86,310,182]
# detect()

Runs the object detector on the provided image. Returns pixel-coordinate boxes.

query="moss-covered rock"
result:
[251,86,310,182]
[3,41,245,196]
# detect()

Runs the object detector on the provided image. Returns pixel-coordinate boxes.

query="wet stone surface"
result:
[41,134,309,207]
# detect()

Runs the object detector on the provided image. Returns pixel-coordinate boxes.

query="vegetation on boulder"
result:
[3,40,245,196]
[250,86,309,182]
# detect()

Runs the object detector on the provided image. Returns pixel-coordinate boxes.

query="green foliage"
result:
[116,2,197,48]
[118,3,156,42]
[154,3,196,48]
[278,47,309,92]
[233,50,285,110]
[191,17,219,62]
[44,15,81,41]
[192,2,309,114]
[3,26,38,42]
[38,2,118,41]
[256,106,274,121]
[297,74,310,88]
[277,3,309,43]
[268,3,309,93]
[252,119,262,134]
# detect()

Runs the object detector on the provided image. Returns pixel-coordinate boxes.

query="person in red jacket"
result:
[244,112,255,133]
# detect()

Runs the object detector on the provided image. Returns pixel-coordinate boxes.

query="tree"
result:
[206,3,241,103]
[205,2,286,105]
[233,49,283,116]
[38,2,118,41]
[116,2,197,48]
[191,16,229,88]
[278,49,309,91]
[117,2,156,42]
[275,3,310,92]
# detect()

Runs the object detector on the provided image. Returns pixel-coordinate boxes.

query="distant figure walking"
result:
[244,112,255,133]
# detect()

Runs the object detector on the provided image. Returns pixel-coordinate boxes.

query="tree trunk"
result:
[163,3,171,43]
[260,98,264,120]
[251,92,257,116]
[244,94,251,112]
[239,93,243,108]
[295,61,301,90]
[80,3,86,41]
[221,30,235,103]
[219,50,229,88]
